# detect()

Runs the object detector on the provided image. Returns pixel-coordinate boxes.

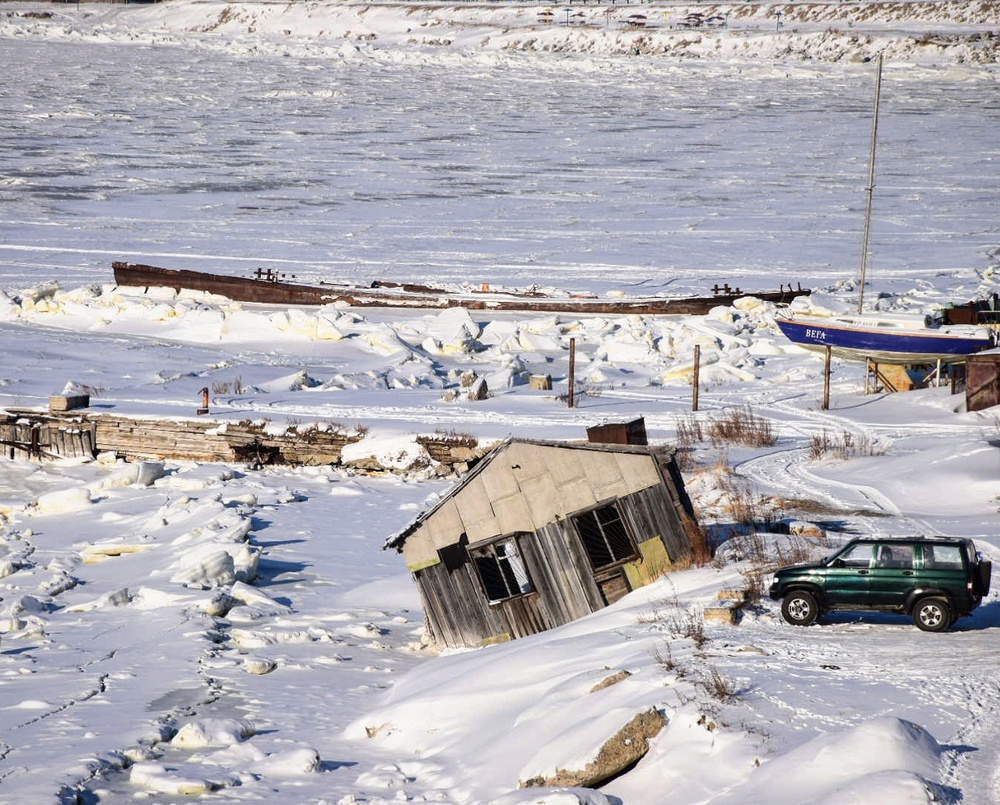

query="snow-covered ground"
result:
[2,2,1000,803]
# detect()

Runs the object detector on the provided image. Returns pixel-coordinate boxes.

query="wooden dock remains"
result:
[1,409,484,474]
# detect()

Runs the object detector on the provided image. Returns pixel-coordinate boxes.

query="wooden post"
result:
[197,387,210,416]
[822,346,832,410]
[568,338,576,408]
[692,344,701,412]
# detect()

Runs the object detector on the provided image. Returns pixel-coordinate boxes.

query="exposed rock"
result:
[789,520,826,538]
[243,657,277,675]
[704,604,740,624]
[520,708,665,789]
[589,669,631,694]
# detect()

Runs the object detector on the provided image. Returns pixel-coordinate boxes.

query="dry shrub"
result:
[651,641,687,677]
[674,446,698,473]
[725,530,770,565]
[557,382,605,405]
[651,641,674,669]
[666,606,707,649]
[773,535,827,566]
[212,376,244,395]
[738,567,768,606]
[696,665,738,703]
[809,429,889,460]
[236,417,270,432]
[707,405,777,448]
[673,414,706,472]
[428,429,478,447]
[685,517,713,566]
[675,414,704,446]
[725,530,827,570]
[717,473,783,530]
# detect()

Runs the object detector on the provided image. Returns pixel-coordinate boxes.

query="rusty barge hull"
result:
[112,262,809,315]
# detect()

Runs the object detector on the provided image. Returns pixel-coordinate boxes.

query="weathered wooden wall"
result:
[413,480,693,649]
[93,416,359,465]
[400,442,665,569]
[415,562,514,648]
[0,409,484,473]
[0,419,96,460]
[966,353,1000,412]
[628,470,696,563]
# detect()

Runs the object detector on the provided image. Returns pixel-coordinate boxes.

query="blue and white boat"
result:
[775,311,994,364]
[775,54,997,365]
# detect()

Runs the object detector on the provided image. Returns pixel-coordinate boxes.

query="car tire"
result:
[781,590,819,626]
[913,597,951,632]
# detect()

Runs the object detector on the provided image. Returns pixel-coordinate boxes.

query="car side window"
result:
[923,545,962,570]
[876,544,914,569]
[840,544,874,568]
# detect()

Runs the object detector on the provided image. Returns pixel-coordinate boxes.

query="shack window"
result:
[471,537,534,603]
[574,502,637,570]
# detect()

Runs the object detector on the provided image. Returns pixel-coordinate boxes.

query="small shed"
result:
[586,417,647,446]
[966,349,1000,412]
[386,438,699,649]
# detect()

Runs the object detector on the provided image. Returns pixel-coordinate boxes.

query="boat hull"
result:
[775,315,993,363]
[112,262,808,316]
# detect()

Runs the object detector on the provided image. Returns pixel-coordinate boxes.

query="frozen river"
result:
[3,23,1000,805]
[2,38,999,301]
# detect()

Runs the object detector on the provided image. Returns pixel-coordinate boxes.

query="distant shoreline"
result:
[2,0,999,64]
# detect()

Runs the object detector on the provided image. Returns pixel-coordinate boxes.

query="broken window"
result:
[574,502,637,570]
[438,533,469,572]
[471,536,534,603]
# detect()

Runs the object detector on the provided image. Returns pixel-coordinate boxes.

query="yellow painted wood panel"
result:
[623,536,671,590]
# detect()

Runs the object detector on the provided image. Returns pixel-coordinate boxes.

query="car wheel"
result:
[913,597,951,632]
[781,590,819,626]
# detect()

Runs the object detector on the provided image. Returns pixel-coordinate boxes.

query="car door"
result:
[867,542,916,607]
[918,542,967,599]
[823,542,876,604]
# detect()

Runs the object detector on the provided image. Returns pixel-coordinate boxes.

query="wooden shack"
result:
[386,439,699,649]
[966,349,1000,412]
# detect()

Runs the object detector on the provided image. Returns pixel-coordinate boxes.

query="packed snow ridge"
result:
[2,0,999,63]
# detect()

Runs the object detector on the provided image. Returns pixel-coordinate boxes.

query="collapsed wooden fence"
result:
[0,418,97,461]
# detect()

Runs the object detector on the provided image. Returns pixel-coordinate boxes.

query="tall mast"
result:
[857,52,883,314]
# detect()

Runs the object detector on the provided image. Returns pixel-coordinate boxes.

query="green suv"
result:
[769,537,992,632]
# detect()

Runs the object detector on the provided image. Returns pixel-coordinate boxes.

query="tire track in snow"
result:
[735,609,1000,804]
[723,394,1000,802]
[733,446,934,536]
[731,398,976,535]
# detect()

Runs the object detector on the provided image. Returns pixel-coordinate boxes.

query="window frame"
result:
[571,500,640,572]
[468,533,535,605]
